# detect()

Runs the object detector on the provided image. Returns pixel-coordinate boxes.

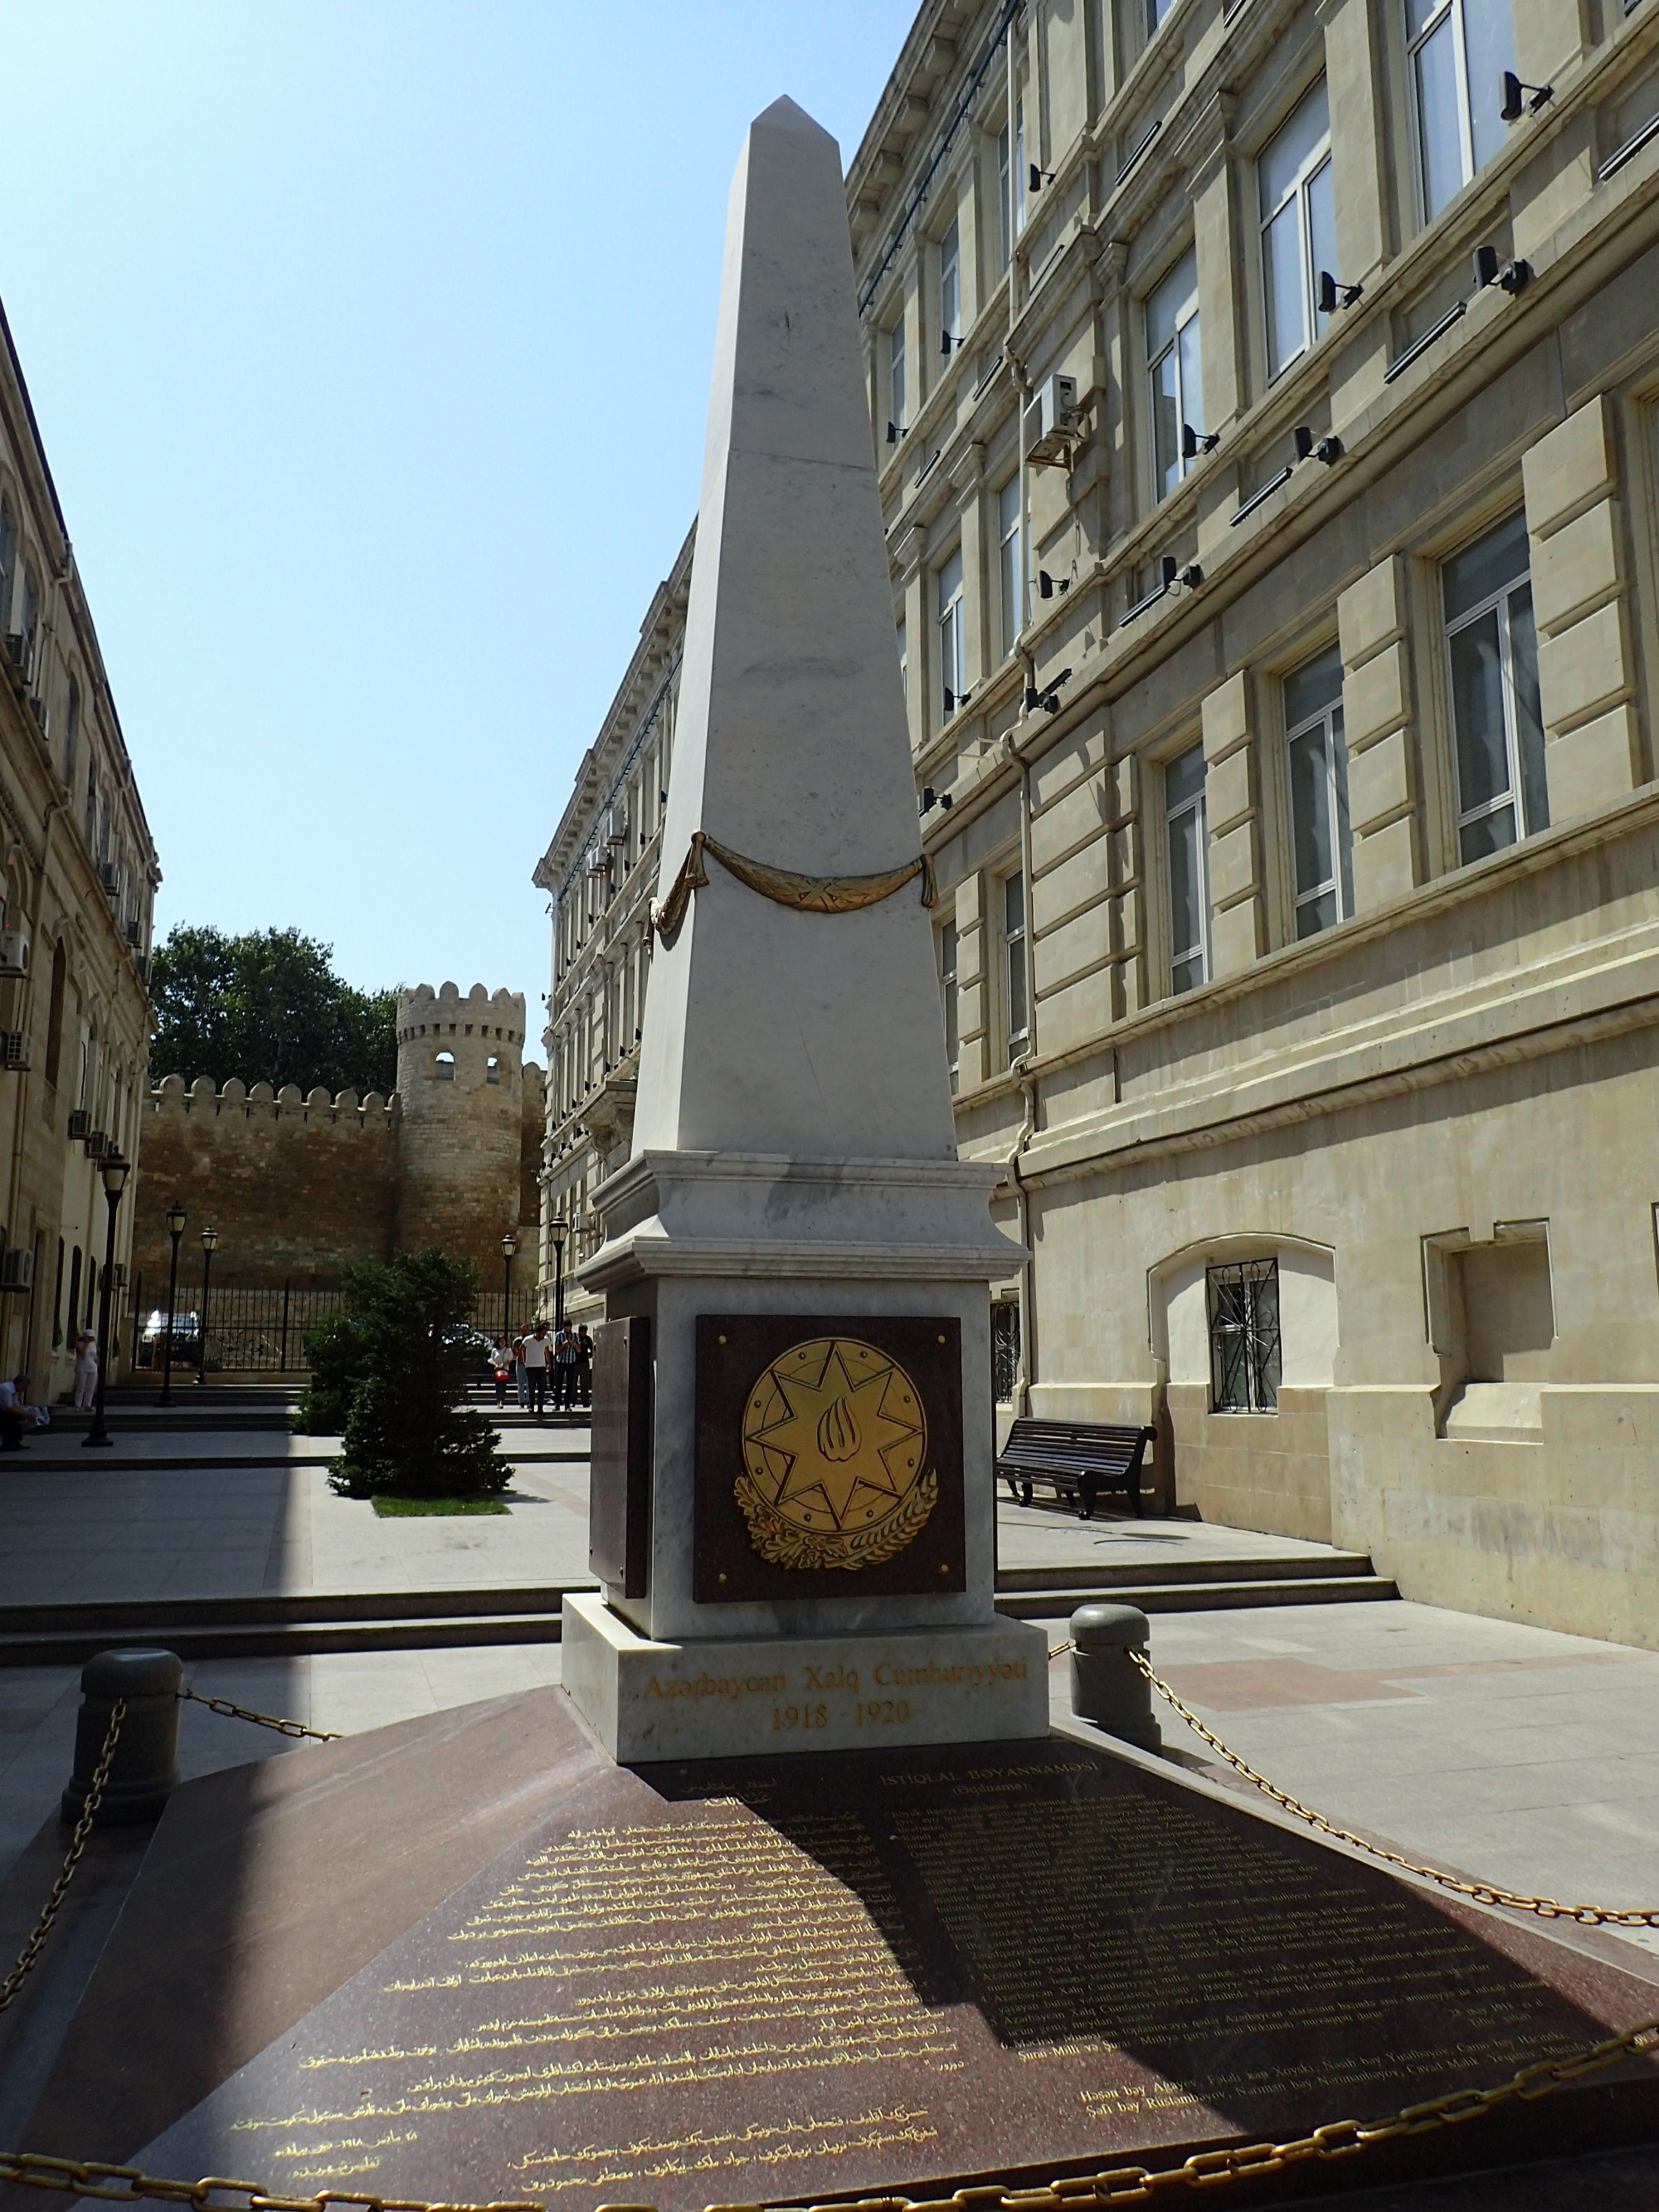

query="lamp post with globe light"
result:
[501,1230,518,1342]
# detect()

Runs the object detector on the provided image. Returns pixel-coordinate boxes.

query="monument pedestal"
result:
[563,1588,1048,1762]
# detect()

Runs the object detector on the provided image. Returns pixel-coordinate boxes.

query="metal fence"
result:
[124,1281,544,1374]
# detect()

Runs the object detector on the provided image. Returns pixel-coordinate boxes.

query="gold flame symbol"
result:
[817,1397,861,1462]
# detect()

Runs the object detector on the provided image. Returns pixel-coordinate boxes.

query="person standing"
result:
[574,1324,595,1410]
[552,1320,578,1411]
[520,1318,552,1419]
[511,1332,529,1409]
[489,1339,512,1407]
[72,1332,98,1411]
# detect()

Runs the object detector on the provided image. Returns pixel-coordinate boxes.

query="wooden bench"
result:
[996,1419,1156,1520]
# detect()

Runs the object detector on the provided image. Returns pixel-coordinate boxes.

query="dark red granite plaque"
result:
[589,1314,651,1599]
[109,1693,1659,2211]
[694,1313,966,1602]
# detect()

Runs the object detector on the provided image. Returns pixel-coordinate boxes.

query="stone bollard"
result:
[1070,1603,1161,1752]
[61,1648,183,1826]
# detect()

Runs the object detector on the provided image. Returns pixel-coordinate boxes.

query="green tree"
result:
[327,1249,507,1498]
[149,925,397,1095]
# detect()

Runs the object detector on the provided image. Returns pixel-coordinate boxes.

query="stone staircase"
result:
[0,1550,1398,1666]
[993,1551,1397,1619]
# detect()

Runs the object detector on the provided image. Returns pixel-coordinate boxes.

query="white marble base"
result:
[562,1591,1049,1763]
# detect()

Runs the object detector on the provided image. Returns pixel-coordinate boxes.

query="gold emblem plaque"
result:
[734,1334,937,1572]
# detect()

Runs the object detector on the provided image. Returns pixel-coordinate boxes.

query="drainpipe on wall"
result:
[1005,1057,1038,1417]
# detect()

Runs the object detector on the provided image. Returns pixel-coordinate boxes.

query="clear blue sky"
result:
[1,2,916,1047]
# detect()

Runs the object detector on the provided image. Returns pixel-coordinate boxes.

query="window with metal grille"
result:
[992,1298,1021,1403]
[1207,1258,1282,1411]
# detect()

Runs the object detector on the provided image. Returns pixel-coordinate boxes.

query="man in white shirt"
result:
[520,1319,552,1418]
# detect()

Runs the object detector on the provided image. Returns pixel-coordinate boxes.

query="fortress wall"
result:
[131,1076,401,1291]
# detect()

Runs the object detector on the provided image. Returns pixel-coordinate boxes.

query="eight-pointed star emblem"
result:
[748,1339,924,1530]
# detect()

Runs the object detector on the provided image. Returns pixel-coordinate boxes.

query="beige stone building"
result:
[543,0,1659,1647]
[0,300,156,1397]
[533,538,691,1318]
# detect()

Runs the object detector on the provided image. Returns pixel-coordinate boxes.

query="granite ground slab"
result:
[17,1688,1659,2212]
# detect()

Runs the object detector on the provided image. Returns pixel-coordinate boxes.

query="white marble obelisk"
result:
[563,97,1046,1762]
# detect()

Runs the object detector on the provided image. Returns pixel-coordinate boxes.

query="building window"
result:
[1208,1258,1282,1412]
[1015,100,1028,237]
[1165,743,1210,994]
[939,918,960,1090]
[992,1297,1021,1402]
[1443,509,1547,863]
[0,500,14,634]
[939,217,961,351]
[896,613,907,701]
[486,1055,501,1084]
[1284,645,1354,937]
[997,476,1022,657]
[1148,0,1177,34]
[1002,870,1029,1060]
[1260,80,1335,380]
[434,1050,455,1080]
[18,567,39,685]
[44,939,66,1090]
[937,548,966,719]
[996,125,1013,269]
[63,674,79,788]
[1408,0,1517,221]
[1147,248,1202,504]
[888,315,907,433]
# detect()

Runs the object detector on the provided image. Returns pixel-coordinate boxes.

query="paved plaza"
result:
[1,1421,1657,1984]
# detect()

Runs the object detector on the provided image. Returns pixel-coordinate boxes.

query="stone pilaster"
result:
[1200,673,1265,977]
[952,870,988,1091]
[1106,753,1146,1019]
[1523,395,1642,822]
[1321,0,1387,288]
[1338,555,1423,910]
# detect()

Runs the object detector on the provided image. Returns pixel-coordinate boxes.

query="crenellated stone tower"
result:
[395,982,532,1274]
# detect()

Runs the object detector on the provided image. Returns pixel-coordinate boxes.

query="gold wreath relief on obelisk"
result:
[735,1336,937,1571]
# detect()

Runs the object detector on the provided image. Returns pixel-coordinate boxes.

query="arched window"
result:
[434,1050,455,1080]
[44,940,66,1090]
[485,1055,501,1084]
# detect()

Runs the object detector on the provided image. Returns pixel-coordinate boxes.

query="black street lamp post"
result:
[82,1153,130,1449]
[550,1214,567,1329]
[158,1200,186,1407]
[196,1225,218,1386]
[501,1230,518,1341]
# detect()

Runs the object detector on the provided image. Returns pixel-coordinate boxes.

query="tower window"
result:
[434,1051,455,1080]
[486,1055,501,1084]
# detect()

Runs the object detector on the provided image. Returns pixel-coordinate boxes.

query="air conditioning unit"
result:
[1024,373,1080,467]
[97,860,120,897]
[124,918,143,949]
[66,1108,89,1139]
[0,1030,31,1071]
[27,694,47,731]
[585,848,612,879]
[3,634,23,672]
[109,1261,127,1290]
[84,1127,107,1156]
[604,808,629,847]
[0,929,28,977]
[0,1247,33,1291]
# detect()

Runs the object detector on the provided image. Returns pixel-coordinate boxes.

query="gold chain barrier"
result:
[1125,1646,1659,1927]
[4,2005,1659,2212]
[179,1688,340,1743]
[0,1700,125,2012]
